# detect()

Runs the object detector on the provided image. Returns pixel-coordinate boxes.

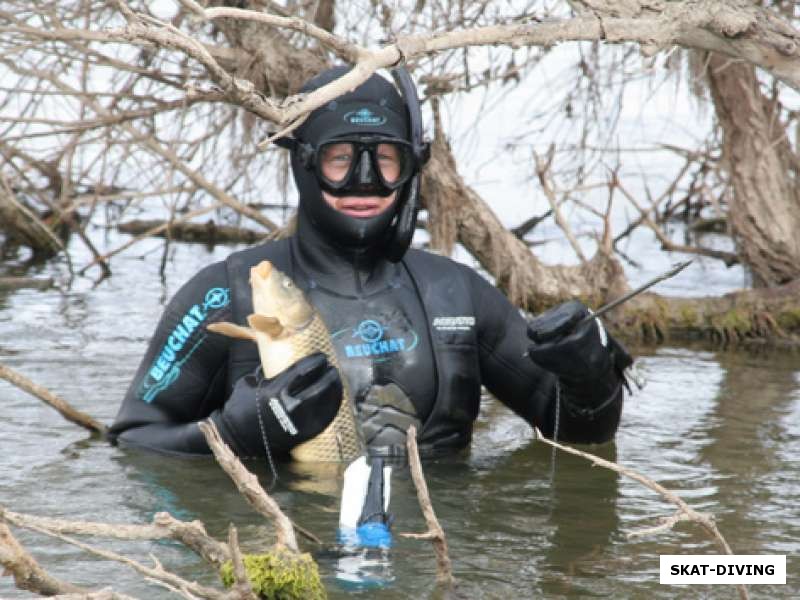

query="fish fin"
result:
[247,314,284,338]
[206,321,256,341]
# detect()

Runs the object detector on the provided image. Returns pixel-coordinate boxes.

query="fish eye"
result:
[281,278,294,289]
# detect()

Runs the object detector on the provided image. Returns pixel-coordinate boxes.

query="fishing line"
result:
[549,381,560,482]
[255,370,280,491]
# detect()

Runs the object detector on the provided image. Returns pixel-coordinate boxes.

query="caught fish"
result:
[207,260,364,462]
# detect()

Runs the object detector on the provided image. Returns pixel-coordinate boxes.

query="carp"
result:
[207,260,364,462]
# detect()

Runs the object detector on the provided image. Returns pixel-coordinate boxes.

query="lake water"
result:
[1,234,797,599]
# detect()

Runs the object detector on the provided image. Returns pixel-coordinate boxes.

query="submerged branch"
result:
[0,277,54,291]
[0,363,107,436]
[533,428,749,600]
[81,204,222,274]
[198,420,299,553]
[118,218,264,245]
[400,425,455,587]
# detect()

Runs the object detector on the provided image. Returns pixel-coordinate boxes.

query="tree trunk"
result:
[420,109,629,314]
[117,219,264,244]
[706,53,800,286]
[419,118,800,347]
[0,183,62,256]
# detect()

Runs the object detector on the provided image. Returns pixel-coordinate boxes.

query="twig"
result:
[532,428,749,600]
[510,209,552,239]
[39,590,136,600]
[0,171,68,259]
[599,168,616,255]
[616,180,739,266]
[203,6,361,64]
[534,148,588,264]
[79,203,221,274]
[256,114,309,150]
[117,218,264,245]
[198,420,299,553]
[227,525,258,600]
[400,425,455,587]
[612,157,694,247]
[2,508,230,568]
[0,277,54,290]
[13,521,228,600]
[0,362,107,436]
[0,523,86,596]
[60,143,111,278]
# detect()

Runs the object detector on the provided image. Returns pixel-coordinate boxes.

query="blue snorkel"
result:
[335,456,394,587]
[338,456,393,548]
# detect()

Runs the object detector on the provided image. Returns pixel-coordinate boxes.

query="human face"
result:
[319,141,400,218]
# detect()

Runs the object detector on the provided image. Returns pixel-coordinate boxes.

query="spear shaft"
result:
[578,259,693,326]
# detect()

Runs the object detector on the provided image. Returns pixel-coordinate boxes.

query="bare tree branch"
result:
[400,425,455,587]
[198,420,299,553]
[11,520,229,600]
[533,427,749,600]
[2,508,230,568]
[0,362,108,436]
[616,178,739,266]
[0,523,86,596]
[535,147,588,264]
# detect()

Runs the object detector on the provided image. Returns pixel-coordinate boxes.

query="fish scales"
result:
[273,313,362,462]
[208,260,364,463]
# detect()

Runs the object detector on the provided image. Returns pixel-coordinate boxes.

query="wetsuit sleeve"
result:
[467,268,623,444]
[108,262,233,455]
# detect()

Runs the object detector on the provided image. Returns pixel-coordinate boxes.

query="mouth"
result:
[337,199,385,218]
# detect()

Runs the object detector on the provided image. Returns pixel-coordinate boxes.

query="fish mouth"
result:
[252,261,273,281]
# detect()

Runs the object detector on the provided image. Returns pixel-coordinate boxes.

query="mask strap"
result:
[384,175,419,263]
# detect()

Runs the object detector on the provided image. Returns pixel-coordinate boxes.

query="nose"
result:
[357,149,376,185]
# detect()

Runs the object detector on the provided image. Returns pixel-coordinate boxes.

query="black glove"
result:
[527,300,632,407]
[211,352,343,457]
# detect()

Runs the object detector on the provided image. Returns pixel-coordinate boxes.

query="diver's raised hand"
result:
[526,300,631,408]
[211,352,342,457]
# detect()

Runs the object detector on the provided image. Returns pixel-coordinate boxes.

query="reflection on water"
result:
[1,239,799,599]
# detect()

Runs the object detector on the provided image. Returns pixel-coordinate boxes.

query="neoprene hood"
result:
[285,66,429,261]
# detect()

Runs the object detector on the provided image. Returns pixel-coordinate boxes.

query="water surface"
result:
[1,238,797,599]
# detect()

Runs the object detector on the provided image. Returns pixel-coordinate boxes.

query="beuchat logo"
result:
[331,318,418,362]
[344,107,386,126]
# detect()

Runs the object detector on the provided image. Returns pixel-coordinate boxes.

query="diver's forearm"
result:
[113,422,213,456]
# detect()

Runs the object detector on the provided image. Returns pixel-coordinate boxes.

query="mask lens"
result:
[316,139,415,193]
[375,142,405,184]
[319,142,355,184]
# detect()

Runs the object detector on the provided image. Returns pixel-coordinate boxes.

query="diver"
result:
[109,66,633,459]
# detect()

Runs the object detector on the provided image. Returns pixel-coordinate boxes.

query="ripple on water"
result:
[3,242,800,598]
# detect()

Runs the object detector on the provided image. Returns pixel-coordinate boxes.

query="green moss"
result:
[678,305,699,327]
[714,308,752,333]
[776,308,800,332]
[220,549,326,600]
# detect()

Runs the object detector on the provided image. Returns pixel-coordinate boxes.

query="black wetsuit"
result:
[109,213,624,457]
